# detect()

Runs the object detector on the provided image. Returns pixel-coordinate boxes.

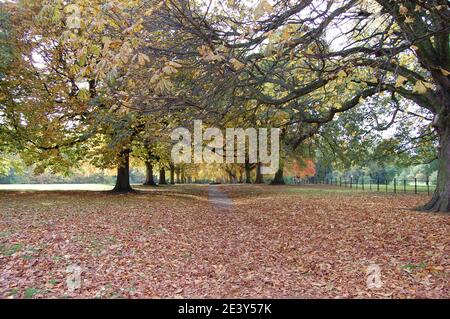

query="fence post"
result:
[350,177,353,189]
[340,177,342,187]
[377,178,380,192]
[394,178,397,193]
[362,177,364,191]
[369,178,372,191]
[404,179,406,193]
[414,178,417,194]
[427,176,430,196]
[386,179,388,193]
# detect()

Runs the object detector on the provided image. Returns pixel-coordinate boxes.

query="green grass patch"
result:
[0,243,24,256]
[402,262,427,272]
[24,288,40,299]
[0,231,10,238]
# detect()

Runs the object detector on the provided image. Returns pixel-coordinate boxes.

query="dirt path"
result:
[207,185,233,210]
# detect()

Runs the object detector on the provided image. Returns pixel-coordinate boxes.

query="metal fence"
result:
[296,177,437,195]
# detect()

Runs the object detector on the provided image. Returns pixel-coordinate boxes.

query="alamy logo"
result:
[66,264,82,292]
[171,120,280,174]
[366,264,382,289]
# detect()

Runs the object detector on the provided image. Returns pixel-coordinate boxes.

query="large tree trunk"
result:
[271,130,286,185]
[271,167,285,185]
[159,168,167,185]
[113,149,133,193]
[143,160,156,186]
[254,162,264,184]
[422,122,450,213]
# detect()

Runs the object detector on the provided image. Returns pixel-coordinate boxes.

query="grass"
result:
[0,182,436,195]
[24,288,40,299]
[0,184,113,191]
[0,243,24,256]
[305,182,436,195]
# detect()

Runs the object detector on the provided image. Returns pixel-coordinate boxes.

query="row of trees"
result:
[316,160,438,184]
[0,1,448,211]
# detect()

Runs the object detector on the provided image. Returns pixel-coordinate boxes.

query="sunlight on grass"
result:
[0,184,114,191]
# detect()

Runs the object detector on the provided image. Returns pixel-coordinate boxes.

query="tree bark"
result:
[169,163,175,185]
[176,167,181,184]
[422,122,450,213]
[113,149,133,193]
[271,129,286,185]
[271,167,285,185]
[238,169,244,183]
[254,162,264,184]
[143,160,156,186]
[159,167,167,185]
[245,163,252,184]
[181,168,185,184]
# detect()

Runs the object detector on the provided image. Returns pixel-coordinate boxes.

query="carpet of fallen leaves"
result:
[0,184,448,299]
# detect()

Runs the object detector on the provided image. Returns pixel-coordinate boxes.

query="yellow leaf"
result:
[423,81,434,90]
[149,72,160,85]
[337,70,347,79]
[168,61,182,68]
[254,0,273,20]
[162,65,178,75]
[306,46,315,55]
[137,53,150,66]
[404,16,414,24]
[440,68,450,76]
[395,75,408,88]
[412,80,428,94]
[230,58,245,71]
[399,5,408,16]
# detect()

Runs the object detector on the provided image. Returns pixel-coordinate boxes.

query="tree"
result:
[155,0,449,212]
[143,148,157,186]
[113,149,132,192]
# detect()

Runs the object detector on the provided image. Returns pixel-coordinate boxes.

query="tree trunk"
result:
[244,163,252,183]
[271,167,285,185]
[176,167,181,184]
[169,163,175,185]
[422,123,450,213]
[159,168,167,185]
[228,171,234,184]
[113,149,133,193]
[272,129,286,185]
[254,162,264,184]
[143,160,156,186]
[238,170,244,183]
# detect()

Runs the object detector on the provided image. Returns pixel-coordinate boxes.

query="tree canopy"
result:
[0,0,448,211]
